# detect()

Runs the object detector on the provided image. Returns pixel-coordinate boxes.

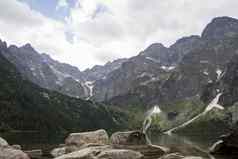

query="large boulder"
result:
[96,149,143,159]
[110,131,147,145]
[54,146,143,159]
[65,129,109,147]
[51,147,66,157]
[110,131,169,159]
[0,147,30,159]
[159,153,185,159]
[114,144,169,159]
[0,137,8,147]
[209,140,224,154]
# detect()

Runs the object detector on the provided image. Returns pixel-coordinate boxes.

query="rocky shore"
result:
[1,129,208,159]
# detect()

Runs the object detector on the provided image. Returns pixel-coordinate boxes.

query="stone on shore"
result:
[159,153,185,159]
[110,131,147,145]
[65,129,109,147]
[0,136,29,159]
[0,137,8,147]
[0,147,30,159]
[51,147,66,157]
[114,144,169,159]
[110,131,169,159]
[54,146,143,159]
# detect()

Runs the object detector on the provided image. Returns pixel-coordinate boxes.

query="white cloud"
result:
[56,0,69,10]
[1,0,238,70]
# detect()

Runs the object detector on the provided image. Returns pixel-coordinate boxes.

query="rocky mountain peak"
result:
[0,39,7,49]
[140,43,167,56]
[202,16,238,40]
[21,43,35,51]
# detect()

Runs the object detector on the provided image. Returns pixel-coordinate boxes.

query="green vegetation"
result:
[0,52,128,133]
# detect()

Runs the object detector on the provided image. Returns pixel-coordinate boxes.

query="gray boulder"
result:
[0,147,30,159]
[65,129,109,147]
[159,153,185,159]
[209,140,224,154]
[0,137,8,147]
[51,147,66,157]
[54,146,143,159]
[110,131,147,145]
[114,144,169,159]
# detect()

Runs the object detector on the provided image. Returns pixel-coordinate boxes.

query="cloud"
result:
[56,0,69,11]
[1,0,238,70]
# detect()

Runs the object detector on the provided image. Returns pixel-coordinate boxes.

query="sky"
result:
[0,0,238,70]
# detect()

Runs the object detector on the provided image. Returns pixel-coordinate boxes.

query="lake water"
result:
[1,132,237,159]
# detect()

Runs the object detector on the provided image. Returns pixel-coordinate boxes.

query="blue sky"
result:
[1,0,238,70]
[18,0,75,21]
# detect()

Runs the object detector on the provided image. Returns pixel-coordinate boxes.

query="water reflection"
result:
[150,133,237,159]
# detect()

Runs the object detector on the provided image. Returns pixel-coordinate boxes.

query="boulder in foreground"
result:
[54,146,143,159]
[65,129,109,147]
[110,131,147,145]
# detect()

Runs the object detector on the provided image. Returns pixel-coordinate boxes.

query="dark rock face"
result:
[201,52,238,106]
[110,131,147,146]
[0,41,127,99]
[103,16,238,106]
[202,17,238,40]
[210,130,238,155]
[82,58,128,81]
[92,37,202,102]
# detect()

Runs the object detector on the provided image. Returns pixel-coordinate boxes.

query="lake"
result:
[1,131,237,159]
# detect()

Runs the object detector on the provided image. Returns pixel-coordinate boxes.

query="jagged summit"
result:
[202,16,238,40]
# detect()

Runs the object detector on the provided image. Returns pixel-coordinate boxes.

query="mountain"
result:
[1,42,127,99]
[92,37,202,102]
[0,40,128,133]
[102,16,238,107]
[82,58,128,81]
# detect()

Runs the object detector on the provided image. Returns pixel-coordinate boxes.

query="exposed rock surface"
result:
[0,137,29,159]
[54,146,143,159]
[210,130,238,155]
[52,130,171,159]
[0,137,8,147]
[159,153,185,159]
[65,129,109,147]
[110,131,147,145]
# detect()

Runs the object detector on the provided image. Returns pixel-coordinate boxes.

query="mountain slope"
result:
[0,41,128,133]
[105,16,238,107]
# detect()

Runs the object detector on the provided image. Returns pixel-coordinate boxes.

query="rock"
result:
[0,137,8,147]
[183,157,204,159]
[97,149,143,159]
[110,131,147,145]
[0,147,30,159]
[209,129,238,155]
[209,140,224,154]
[12,145,22,150]
[113,144,169,159]
[24,149,43,159]
[65,144,112,154]
[159,153,185,159]
[65,129,109,147]
[54,146,143,159]
[51,147,66,157]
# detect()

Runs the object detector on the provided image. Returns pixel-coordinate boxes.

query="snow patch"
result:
[146,57,160,63]
[161,66,176,71]
[203,70,209,76]
[85,81,94,99]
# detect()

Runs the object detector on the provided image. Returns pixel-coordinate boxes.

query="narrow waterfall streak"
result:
[142,105,162,134]
[165,93,224,135]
